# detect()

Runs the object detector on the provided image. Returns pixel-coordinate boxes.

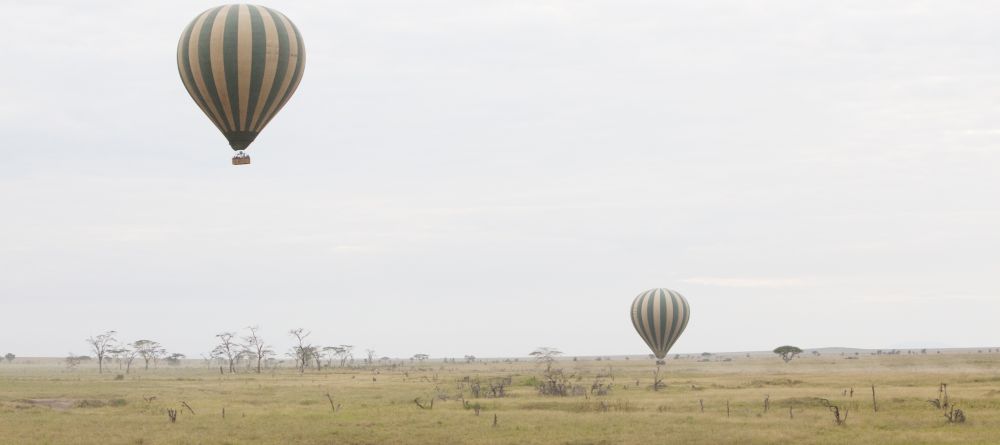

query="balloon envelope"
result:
[630,288,690,359]
[177,4,305,154]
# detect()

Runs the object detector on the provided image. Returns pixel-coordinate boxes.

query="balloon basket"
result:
[232,152,251,165]
[656,360,665,365]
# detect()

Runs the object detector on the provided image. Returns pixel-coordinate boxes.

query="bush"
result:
[75,400,107,408]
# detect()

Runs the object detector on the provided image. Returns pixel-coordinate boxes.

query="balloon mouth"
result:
[232,150,251,165]
[226,131,259,151]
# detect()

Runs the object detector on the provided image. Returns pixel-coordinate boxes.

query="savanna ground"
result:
[1,351,999,444]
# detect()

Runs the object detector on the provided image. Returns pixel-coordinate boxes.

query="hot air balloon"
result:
[630,288,690,365]
[177,4,306,165]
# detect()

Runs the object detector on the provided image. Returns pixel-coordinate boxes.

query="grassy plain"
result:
[1,351,999,444]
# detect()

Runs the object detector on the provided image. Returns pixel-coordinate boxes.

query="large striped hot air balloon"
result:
[630,288,690,364]
[177,4,306,165]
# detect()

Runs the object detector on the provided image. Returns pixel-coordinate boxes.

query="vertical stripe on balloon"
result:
[178,19,224,133]
[236,4,252,130]
[254,7,291,133]
[187,8,227,132]
[211,5,236,131]
[260,13,305,130]
[245,5,267,130]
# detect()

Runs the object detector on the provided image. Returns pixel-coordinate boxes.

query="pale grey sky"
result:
[1,1,998,359]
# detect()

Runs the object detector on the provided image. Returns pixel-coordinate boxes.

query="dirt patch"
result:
[15,398,125,410]
[20,399,76,410]
[75,399,107,408]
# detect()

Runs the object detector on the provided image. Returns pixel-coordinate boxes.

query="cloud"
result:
[837,293,999,304]
[956,128,1000,135]
[679,276,815,288]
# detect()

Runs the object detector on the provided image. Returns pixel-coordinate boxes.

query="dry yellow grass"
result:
[1,352,999,444]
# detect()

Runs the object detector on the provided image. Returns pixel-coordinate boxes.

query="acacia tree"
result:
[340,345,354,367]
[5,353,15,363]
[530,347,562,372]
[114,347,139,373]
[66,353,83,369]
[365,349,376,365]
[321,346,339,367]
[242,326,273,373]
[107,347,125,370]
[288,328,314,373]
[213,332,241,373]
[85,330,117,374]
[773,345,803,363]
[326,345,354,367]
[166,353,186,366]
[132,340,165,370]
[313,347,323,371]
[412,353,429,363]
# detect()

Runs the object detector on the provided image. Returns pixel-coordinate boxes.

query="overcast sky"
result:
[1,1,998,359]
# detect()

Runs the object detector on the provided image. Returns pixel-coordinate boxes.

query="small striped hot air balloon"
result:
[630,288,690,364]
[177,4,306,165]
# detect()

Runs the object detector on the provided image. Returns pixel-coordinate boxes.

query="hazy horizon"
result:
[2,1,999,359]
[8,344,999,362]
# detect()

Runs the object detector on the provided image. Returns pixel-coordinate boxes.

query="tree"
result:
[66,353,83,370]
[4,353,14,363]
[165,353,186,366]
[288,328,314,373]
[111,347,138,373]
[313,348,324,371]
[132,340,164,370]
[530,347,562,372]
[412,353,429,363]
[85,330,117,374]
[325,345,354,367]
[107,348,126,370]
[242,326,273,374]
[773,345,803,363]
[212,332,241,373]
[122,348,139,373]
[464,355,476,363]
[338,345,354,367]
[365,349,376,365]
